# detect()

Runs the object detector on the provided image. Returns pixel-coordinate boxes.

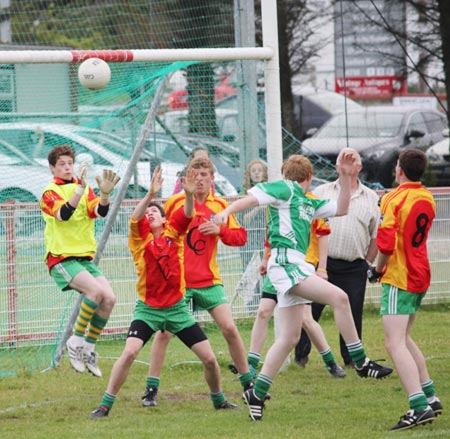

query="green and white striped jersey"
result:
[248,180,337,254]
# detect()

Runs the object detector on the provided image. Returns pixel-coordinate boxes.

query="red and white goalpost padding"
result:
[0,47,273,64]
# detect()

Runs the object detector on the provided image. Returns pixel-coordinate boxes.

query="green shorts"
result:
[132,298,196,334]
[262,275,277,296]
[185,284,228,311]
[380,284,426,315]
[50,258,102,291]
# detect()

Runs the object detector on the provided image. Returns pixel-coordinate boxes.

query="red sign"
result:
[335,76,407,100]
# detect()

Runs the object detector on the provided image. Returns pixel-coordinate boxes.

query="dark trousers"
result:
[295,258,369,365]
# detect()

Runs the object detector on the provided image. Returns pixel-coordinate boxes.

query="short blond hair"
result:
[188,157,215,175]
[281,154,313,183]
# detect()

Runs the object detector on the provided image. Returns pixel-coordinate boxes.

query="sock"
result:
[254,374,272,400]
[210,391,226,408]
[247,352,260,369]
[100,392,116,410]
[84,341,95,354]
[320,347,335,366]
[69,334,85,347]
[421,380,436,399]
[345,341,366,368]
[239,371,253,390]
[146,376,160,390]
[85,313,108,344]
[73,296,98,338]
[247,352,260,378]
[409,391,429,412]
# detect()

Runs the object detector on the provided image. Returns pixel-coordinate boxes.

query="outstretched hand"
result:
[339,151,359,177]
[96,169,121,198]
[149,166,163,197]
[78,163,87,188]
[183,168,196,195]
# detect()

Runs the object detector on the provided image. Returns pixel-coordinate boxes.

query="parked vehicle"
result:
[425,129,450,186]
[0,138,50,235]
[292,86,362,139]
[302,106,448,188]
[74,127,239,195]
[0,122,155,198]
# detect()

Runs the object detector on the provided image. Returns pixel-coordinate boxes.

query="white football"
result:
[78,58,111,90]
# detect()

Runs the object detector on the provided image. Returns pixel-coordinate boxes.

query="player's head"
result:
[146,201,166,228]
[188,157,215,196]
[396,148,427,182]
[48,144,76,179]
[282,154,313,185]
[48,144,75,166]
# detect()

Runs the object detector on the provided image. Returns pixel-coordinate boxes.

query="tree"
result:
[255,0,333,144]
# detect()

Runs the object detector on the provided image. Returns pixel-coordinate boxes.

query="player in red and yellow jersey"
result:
[139,157,252,407]
[368,149,441,431]
[90,167,239,419]
[40,144,120,378]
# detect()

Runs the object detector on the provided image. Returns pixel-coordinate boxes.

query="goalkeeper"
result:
[40,144,120,378]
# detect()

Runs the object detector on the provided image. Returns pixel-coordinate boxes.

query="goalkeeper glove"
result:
[96,169,121,202]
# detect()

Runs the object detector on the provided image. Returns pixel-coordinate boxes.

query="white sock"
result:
[84,341,95,354]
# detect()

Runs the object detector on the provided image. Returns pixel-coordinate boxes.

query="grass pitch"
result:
[1,307,449,439]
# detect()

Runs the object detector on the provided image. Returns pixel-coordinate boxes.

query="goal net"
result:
[0,0,338,376]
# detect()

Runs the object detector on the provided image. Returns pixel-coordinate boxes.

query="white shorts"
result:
[267,248,315,308]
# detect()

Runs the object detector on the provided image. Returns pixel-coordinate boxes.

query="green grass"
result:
[1,307,449,439]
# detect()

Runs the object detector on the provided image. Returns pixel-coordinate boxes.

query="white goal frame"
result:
[0,0,284,365]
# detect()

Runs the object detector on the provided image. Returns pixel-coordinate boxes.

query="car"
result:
[0,138,50,235]
[291,86,362,139]
[165,133,241,190]
[162,107,244,143]
[74,127,238,196]
[0,122,156,198]
[425,129,450,186]
[302,106,448,188]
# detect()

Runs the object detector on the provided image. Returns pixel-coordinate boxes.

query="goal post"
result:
[0,0,283,376]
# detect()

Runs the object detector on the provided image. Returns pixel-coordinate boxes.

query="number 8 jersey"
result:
[377,182,435,293]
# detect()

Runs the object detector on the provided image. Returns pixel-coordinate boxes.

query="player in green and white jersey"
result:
[214,153,393,421]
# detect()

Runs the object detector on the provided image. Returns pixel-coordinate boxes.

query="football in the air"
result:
[78,58,111,90]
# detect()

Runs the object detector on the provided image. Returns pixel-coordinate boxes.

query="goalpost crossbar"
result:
[0,47,274,64]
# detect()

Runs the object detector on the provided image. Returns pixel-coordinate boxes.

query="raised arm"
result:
[335,151,358,216]
[131,166,163,221]
[182,167,196,219]
[213,195,259,225]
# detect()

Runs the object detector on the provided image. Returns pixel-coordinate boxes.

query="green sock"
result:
[421,380,436,398]
[146,376,160,390]
[210,391,226,408]
[74,296,98,337]
[247,352,260,369]
[100,392,116,410]
[254,374,272,400]
[85,313,108,344]
[239,371,253,390]
[409,392,429,412]
[345,341,366,368]
[320,347,335,366]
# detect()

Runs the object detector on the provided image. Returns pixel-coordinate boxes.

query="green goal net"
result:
[0,0,338,376]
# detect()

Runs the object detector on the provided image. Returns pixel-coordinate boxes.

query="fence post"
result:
[4,201,18,346]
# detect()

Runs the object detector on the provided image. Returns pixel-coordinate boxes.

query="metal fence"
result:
[1,190,450,349]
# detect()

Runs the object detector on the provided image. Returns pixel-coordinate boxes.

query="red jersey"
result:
[377,182,435,293]
[128,208,192,308]
[164,192,247,288]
